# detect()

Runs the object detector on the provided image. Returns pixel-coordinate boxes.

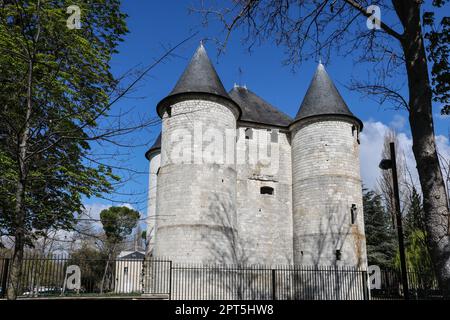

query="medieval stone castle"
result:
[145,43,367,269]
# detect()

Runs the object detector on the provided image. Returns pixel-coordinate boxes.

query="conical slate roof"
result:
[294,63,362,128]
[157,43,237,117]
[229,86,292,127]
[170,43,229,97]
[145,133,161,160]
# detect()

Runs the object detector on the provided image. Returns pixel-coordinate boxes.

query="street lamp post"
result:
[379,142,409,300]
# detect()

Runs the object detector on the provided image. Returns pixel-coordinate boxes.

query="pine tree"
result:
[363,188,396,268]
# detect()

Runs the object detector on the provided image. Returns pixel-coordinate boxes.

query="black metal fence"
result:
[371,268,441,300]
[144,263,369,300]
[0,255,146,297]
[0,255,442,300]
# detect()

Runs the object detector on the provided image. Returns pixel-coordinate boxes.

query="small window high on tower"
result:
[336,250,341,261]
[350,204,357,224]
[245,128,253,140]
[269,129,278,143]
[260,186,274,195]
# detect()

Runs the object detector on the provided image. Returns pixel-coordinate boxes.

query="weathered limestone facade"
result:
[291,118,366,266]
[154,99,239,264]
[145,151,160,251]
[235,126,293,265]
[145,44,367,270]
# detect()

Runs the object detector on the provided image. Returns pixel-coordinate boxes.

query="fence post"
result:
[169,260,172,300]
[362,270,370,300]
[272,269,276,300]
[141,257,146,294]
[1,259,10,298]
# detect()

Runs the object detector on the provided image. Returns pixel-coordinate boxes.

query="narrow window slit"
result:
[350,204,357,224]
[336,250,341,261]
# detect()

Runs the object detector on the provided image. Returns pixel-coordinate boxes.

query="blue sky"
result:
[82,1,450,220]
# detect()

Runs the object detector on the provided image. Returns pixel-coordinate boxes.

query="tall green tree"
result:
[405,187,427,236]
[363,188,396,268]
[100,206,140,246]
[401,187,434,274]
[68,244,107,293]
[99,206,140,293]
[197,0,450,295]
[0,0,127,299]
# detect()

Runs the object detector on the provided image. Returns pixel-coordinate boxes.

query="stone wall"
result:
[291,117,367,267]
[149,101,367,269]
[146,152,160,255]
[153,98,239,264]
[235,125,294,265]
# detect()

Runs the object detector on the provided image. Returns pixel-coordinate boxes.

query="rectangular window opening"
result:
[245,128,253,140]
[336,250,341,261]
[351,204,357,224]
[270,129,278,143]
[260,186,274,195]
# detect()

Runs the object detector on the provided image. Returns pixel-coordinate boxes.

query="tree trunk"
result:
[398,2,450,296]
[100,244,115,294]
[100,257,110,294]
[6,212,25,300]
[6,59,33,300]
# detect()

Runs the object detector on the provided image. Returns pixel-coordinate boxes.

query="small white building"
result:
[114,251,145,294]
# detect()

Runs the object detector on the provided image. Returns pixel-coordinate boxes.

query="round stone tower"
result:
[290,63,367,267]
[153,43,241,264]
[145,133,161,256]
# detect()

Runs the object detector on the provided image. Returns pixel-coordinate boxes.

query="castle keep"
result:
[145,44,367,269]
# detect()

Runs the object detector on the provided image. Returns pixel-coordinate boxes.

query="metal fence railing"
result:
[0,255,443,300]
[0,255,146,297]
[370,268,441,300]
[149,264,370,300]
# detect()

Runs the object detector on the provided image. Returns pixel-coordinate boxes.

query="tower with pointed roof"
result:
[145,45,367,270]
[290,63,366,267]
[152,43,241,264]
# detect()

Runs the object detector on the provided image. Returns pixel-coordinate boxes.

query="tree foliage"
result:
[423,1,450,114]
[100,206,140,245]
[0,0,126,245]
[363,188,396,268]
[0,0,129,299]
[400,188,434,273]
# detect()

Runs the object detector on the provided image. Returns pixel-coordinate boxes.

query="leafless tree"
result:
[377,130,407,227]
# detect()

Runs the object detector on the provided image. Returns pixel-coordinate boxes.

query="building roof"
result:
[294,63,362,129]
[145,133,161,160]
[156,43,239,117]
[118,251,145,260]
[229,86,293,128]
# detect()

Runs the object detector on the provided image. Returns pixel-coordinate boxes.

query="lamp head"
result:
[379,159,393,170]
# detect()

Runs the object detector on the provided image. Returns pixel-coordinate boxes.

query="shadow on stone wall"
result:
[202,192,263,299]
[295,200,366,299]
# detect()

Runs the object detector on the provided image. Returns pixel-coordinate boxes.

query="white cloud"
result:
[359,120,389,189]
[80,202,141,229]
[389,114,407,130]
[360,119,418,190]
[436,135,450,161]
[360,118,450,192]
[120,203,134,209]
